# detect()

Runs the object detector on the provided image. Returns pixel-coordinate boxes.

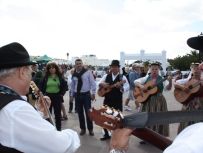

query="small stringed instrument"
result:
[89,106,203,151]
[97,80,126,97]
[30,81,55,126]
[174,79,201,104]
[134,75,171,103]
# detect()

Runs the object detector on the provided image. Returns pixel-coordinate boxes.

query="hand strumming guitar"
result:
[114,81,124,88]
[137,84,148,92]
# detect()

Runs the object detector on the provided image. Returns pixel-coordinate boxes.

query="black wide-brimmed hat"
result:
[110,60,120,67]
[0,42,36,69]
[187,34,203,50]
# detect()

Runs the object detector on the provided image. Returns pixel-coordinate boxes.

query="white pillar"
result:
[161,50,167,74]
[120,51,125,68]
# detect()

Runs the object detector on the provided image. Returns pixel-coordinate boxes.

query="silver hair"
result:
[0,68,17,80]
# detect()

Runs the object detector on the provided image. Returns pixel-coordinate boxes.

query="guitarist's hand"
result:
[113,82,120,88]
[139,84,147,92]
[167,76,173,82]
[110,128,133,151]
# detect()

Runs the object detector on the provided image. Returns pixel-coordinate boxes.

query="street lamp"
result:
[67,53,69,64]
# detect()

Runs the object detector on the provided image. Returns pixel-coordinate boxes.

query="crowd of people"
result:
[1,41,203,153]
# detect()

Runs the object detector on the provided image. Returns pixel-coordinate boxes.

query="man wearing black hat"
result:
[98,59,129,140]
[0,42,80,153]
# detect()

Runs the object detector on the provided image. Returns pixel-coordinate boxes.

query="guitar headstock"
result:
[88,106,124,130]
[30,81,40,99]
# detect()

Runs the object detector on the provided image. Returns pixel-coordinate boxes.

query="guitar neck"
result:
[132,128,172,151]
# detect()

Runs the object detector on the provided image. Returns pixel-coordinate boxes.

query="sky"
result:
[0,0,203,61]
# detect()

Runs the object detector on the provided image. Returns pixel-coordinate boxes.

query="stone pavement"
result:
[61,85,182,153]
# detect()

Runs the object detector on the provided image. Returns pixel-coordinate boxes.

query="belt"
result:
[76,91,90,95]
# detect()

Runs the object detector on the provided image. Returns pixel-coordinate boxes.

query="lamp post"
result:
[67,53,69,64]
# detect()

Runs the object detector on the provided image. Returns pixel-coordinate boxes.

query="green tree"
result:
[168,50,199,71]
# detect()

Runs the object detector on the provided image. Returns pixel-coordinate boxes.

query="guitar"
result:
[174,79,201,104]
[30,81,55,126]
[97,80,126,97]
[134,75,172,103]
[89,106,203,151]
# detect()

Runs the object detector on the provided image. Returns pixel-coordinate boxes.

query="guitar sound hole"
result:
[147,87,151,90]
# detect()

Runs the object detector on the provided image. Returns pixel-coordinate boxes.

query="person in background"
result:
[98,60,129,140]
[60,66,68,120]
[124,63,140,111]
[70,59,96,136]
[40,62,68,131]
[140,64,147,77]
[174,69,182,82]
[0,42,80,153]
[67,68,77,113]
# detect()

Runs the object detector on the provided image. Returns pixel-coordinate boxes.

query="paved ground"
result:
[61,82,182,153]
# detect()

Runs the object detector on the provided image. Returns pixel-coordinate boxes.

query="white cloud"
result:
[0,0,203,60]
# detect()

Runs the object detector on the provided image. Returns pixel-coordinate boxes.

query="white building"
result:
[71,55,110,66]
[120,50,167,73]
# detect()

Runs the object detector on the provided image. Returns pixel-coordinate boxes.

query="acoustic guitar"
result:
[89,106,203,151]
[174,79,201,104]
[134,76,171,103]
[97,80,126,97]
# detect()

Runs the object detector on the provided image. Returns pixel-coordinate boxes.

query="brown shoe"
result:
[80,129,86,136]
[89,130,94,136]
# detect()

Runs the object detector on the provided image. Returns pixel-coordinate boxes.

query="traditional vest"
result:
[104,74,123,111]
[0,86,24,153]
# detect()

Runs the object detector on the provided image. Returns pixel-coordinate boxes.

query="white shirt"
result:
[164,123,203,153]
[99,73,129,92]
[0,97,80,153]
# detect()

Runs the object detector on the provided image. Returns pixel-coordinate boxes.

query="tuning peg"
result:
[118,112,124,119]
[106,107,113,115]
[113,110,119,117]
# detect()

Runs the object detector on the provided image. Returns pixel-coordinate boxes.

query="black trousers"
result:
[75,92,93,131]
[46,93,62,131]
